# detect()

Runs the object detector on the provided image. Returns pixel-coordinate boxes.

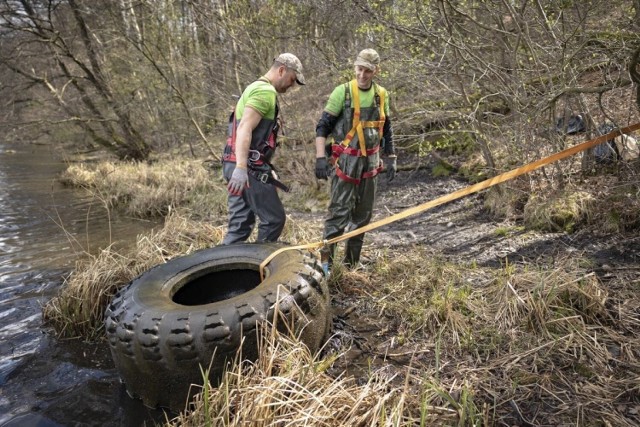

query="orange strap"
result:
[342,80,367,157]
[343,80,385,157]
[259,122,640,280]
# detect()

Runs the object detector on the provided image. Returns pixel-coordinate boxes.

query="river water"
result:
[0,143,167,426]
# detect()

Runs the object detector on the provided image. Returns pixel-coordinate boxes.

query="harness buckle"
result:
[259,172,269,184]
[248,150,261,163]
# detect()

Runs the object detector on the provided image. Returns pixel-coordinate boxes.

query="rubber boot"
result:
[344,238,364,268]
[320,244,336,276]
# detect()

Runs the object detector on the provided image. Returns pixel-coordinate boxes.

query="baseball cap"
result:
[274,53,306,85]
[354,49,380,70]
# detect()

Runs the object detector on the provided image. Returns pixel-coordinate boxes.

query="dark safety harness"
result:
[222,78,289,192]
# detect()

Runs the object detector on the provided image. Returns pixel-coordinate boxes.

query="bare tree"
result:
[351,0,639,184]
[631,45,640,112]
[0,0,151,159]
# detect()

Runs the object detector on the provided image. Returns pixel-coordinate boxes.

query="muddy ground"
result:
[314,157,640,391]
[375,166,639,271]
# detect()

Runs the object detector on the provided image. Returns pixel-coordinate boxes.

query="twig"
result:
[510,399,537,427]
[385,349,431,358]
[506,280,526,304]
[505,334,571,368]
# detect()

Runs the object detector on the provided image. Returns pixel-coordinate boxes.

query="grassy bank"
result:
[164,249,639,425]
[59,158,228,219]
[44,152,640,425]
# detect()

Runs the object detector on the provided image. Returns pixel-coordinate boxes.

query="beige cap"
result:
[274,53,306,85]
[354,49,380,70]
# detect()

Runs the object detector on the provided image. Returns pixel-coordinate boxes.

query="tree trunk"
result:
[67,0,150,160]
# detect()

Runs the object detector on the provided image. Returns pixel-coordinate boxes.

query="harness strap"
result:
[222,109,239,162]
[363,165,383,179]
[362,120,385,128]
[335,164,360,185]
[341,80,385,157]
[231,110,237,147]
[331,144,380,159]
[247,168,290,192]
[223,77,280,165]
[378,89,385,137]
[342,80,368,157]
[334,162,383,184]
[353,80,367,157]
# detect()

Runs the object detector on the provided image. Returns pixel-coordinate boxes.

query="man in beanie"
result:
[222,53,305,244]
[314,48,397,272]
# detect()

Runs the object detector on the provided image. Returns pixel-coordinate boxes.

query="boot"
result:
[344,238,363,268]
[320,244,336,276]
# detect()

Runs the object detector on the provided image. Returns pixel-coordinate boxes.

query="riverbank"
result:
[45,150,640,426]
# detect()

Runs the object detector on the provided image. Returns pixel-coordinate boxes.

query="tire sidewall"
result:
[104,242,330,410]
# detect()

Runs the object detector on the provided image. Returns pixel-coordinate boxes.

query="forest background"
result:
[2,0,639,168]
[2,1,640,426]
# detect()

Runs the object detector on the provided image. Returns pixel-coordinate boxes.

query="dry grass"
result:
[584,170,640,233]
[167,318,461,427]
[523,188,595,233]
[61,144,328,220]
[329,248,640,426]
[50,154,640,424]
[42,213,225,339]
[60,158,228,219]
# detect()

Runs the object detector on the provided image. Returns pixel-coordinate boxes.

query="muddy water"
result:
[0,143,166,426]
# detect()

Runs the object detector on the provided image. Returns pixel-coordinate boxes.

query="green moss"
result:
[572,362,595,379]
[432,161,453,177]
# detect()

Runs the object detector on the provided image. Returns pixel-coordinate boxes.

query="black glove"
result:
[386,155,397,182]
[315,157,331,180]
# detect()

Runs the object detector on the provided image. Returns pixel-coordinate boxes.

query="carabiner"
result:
[248,150,262,163]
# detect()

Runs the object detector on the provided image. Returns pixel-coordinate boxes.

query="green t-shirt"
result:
[324,82,390,117]
[236,78,277,120]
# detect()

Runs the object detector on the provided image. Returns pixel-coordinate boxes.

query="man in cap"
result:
[313,48,397,272]
[222,53,305,244]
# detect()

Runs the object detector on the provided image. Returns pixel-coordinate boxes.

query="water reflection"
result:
[0,143,163,426]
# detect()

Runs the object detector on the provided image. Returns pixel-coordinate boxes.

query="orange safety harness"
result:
[331,79,386,184]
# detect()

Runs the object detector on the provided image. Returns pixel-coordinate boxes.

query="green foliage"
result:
[431,161,454,177]
[493,227,509,237]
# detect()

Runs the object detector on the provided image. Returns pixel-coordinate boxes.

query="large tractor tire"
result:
[104,243,331,411]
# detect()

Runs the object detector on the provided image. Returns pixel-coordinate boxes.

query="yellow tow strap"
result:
[259,122,640,280]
